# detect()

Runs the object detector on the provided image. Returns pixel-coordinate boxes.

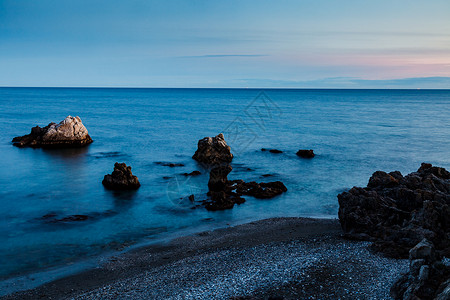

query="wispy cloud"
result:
[178,54,268,58]
[219,77,450,89]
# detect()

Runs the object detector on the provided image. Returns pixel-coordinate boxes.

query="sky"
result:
[1,0,450,88]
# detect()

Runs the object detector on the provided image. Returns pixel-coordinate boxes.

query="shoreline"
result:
[2,217,408,299]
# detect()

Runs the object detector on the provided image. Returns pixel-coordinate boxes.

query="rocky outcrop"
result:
[102,162,141,190]
[391,239,450,300]
[338,163,450,258]
[296,149,315,158]
[193,133,233,166]
[204,165,287,211]
[12,116,93,148]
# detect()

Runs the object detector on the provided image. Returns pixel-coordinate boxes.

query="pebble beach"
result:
[3,218,409,299]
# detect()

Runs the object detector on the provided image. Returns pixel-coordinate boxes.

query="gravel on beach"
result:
[4,218,409,300]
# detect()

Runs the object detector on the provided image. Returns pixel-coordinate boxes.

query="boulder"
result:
[296,149,315,158]
[193,133,233,166]
[391,239,450,300]
[338,163,450,258]
[203,165,287,211]
[12,116,93,148]
[102,162,141,190]
[208,165,232,192]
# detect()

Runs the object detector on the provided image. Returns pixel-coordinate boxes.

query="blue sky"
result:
[1,0,449,88]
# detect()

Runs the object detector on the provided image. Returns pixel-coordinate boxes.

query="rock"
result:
[391,239,450,300]
[261,148,283,154]
[102,162,141,190]
[203,165,287,211]
[296,149,315,158]
[208,165,232,192]
[192,133,233,166]
[436,279,450,300]
[234,180,288,199]
[182,171,201,176]
[338,163,450,258]
[155,162,185,167]
[12,116,93,148]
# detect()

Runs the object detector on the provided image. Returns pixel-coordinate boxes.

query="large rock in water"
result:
[338,163,450,258]
[391,239,450,300]
[204,165,287,211]
[192,133,233,166]
[102,162,141,190]
[12,116,93,148]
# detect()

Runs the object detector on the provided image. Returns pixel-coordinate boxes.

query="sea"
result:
[0,88,449,292]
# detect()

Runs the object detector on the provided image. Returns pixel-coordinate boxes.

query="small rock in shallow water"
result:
[296,149,315,158]
[155,162,185,167]
[183,171,201,176]
[261,148,283,154]
[102,162,141,190]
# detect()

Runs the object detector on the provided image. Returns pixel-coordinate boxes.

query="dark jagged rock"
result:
[338,163,450,258]
[261,148,283,154]
[208,165,233,192]
[391,239,450,300]
[12,116,93,148]
[183,170,201,176]
[234,180,288,199]
[296,149,315,158]
[204,165,287,211]
[102,162,141,190]
[193,133,233,166]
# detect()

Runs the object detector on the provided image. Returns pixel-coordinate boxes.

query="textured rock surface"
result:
[102,162,141,190]
[204,165,287,211]
[391,239,450,300]
[338,163,450,258]
[12,116,93,148]
[296,149,315,158]
[192,133,233,166]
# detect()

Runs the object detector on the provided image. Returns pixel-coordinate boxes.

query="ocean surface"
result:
[0,88,449,288]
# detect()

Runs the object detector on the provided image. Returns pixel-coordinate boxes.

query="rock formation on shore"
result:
[102,162,141,190]
[391,239,450,300]
[338,163,450,258]
[296,149,315,158]
[204,165,287,211]
[12,116,93,148]
[192,133,233,166]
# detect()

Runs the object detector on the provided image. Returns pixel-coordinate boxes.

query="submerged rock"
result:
[155,162,185,167]
[296,149,315,158]
[204,165,287,211]
[12,116,93,148]
[261,148,283,154]
[391,239,450,300]
[182,170,201,176]
[193,133,233,166]
[338,163,450,258]
[102,162,141,190]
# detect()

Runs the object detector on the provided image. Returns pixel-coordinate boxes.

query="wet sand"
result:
[2,217,407,299]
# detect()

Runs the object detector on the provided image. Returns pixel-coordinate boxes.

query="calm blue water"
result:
[0,88,449,283]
